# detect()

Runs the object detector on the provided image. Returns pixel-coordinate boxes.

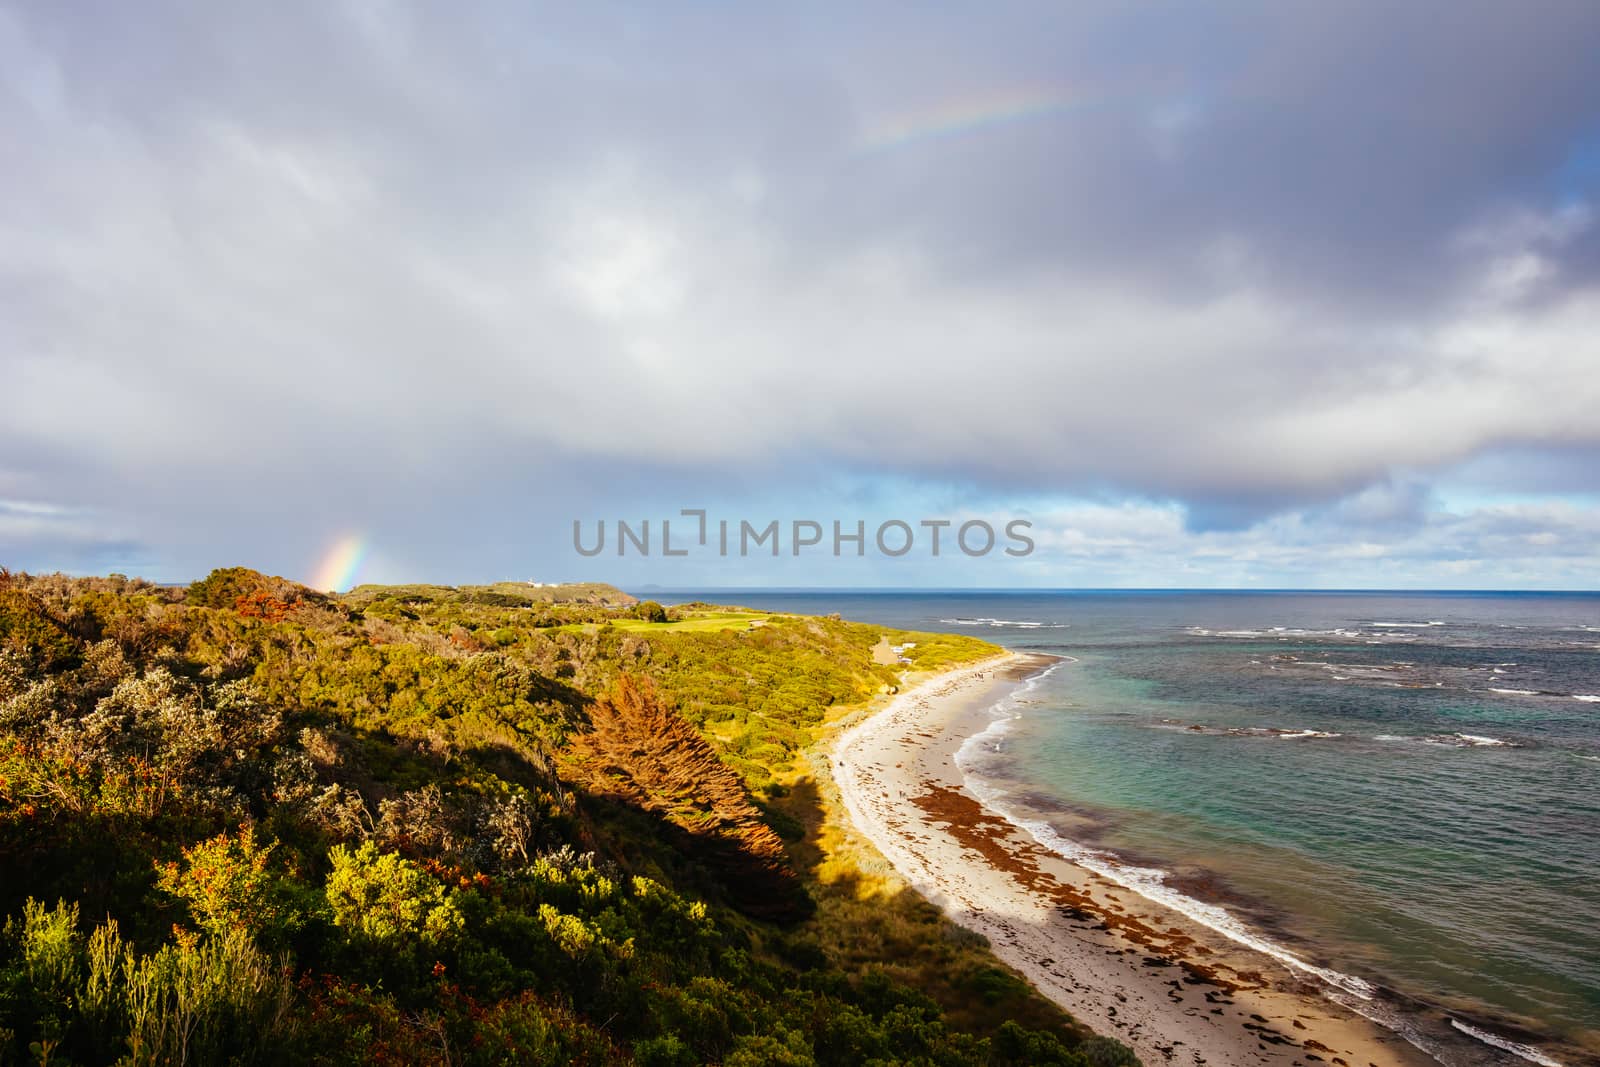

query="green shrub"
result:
[119,928,297,1066]
[1081,1034,1142,1066]
[156,826,304,945]
[325,842,465,948]
[0,572,1118,1067]
[0,900,297,1066]
[633,1033,697,1067]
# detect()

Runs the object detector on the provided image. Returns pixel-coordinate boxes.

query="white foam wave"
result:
[1453,733,1518,747]
[1574,694,1600,703]
[1192,624,1428,642]
[1489,688,1539,696]
[960,783,1377,999]
[1375,733,1522,748]
[953,662,1065,765]
[940,617,1069,629]
[956,660,1582,1065]
[957,670,1374,999]
[1371,620,1445,627]
[1146,722,1340,741]
[1450,1019,1564,1066]
[1323,989,1443,1063]
[1192,625,1367,638]
[959,709,1018,757]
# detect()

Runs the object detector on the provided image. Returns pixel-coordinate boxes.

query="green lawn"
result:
[562,609,785,634]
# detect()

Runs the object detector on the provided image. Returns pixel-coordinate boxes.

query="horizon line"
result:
[19,570,1597,597]
[629,585,1600,595]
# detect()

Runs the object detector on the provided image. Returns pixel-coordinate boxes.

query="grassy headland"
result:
[0,567,1136,1066]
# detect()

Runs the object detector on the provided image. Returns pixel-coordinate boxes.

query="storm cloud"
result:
[3,2,1598,586]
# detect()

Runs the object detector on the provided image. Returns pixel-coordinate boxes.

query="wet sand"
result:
[829,654,1440,1067]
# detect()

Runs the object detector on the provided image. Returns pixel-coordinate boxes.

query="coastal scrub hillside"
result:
[0,567,1138,1066]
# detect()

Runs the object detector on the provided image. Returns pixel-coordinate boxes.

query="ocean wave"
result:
[1322,990,1444,1065]
[1440,733,1521,748]
[1148,721,1340,741]
[955,666,1375,1000]
[1455,733,1517,747]
[1450,1019,1565,1067]
[1371,620,1445,627]
[940,617,1070,629]
[956,662,1583,1064]
[1376,733,1523,748]
[1477,687,1579,700]
[953,662,1066,762]
[1189,625,1423,642]
[956,771,1377,999]
[1281,658,1600,704]
[960,710,1020,757]
[1192,625,1364,638]
[1162,724,1528,747]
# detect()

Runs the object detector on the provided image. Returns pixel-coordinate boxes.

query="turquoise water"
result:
[656,591,1600,1066]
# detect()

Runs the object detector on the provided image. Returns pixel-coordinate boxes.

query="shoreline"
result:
[829,652,1443,1067]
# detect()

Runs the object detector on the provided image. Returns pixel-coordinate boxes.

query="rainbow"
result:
[309,534,367,593]
[854,85,1087,153]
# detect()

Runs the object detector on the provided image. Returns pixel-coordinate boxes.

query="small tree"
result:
[634,601,669,624]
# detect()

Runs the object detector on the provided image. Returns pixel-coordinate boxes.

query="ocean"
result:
[651,590,1600,1065]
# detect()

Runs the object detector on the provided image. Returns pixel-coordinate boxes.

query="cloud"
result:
[1,2,1598,584]
[0,497,151,575]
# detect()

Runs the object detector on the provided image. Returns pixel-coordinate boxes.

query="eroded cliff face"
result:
[567,675,812,922]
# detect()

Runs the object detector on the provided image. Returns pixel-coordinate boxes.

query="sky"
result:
[3,2,1600,590]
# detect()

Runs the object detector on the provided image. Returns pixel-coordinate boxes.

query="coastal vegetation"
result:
[0,567,1137,1065]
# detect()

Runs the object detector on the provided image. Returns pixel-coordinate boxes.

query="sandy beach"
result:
[829,653,1441,1067]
